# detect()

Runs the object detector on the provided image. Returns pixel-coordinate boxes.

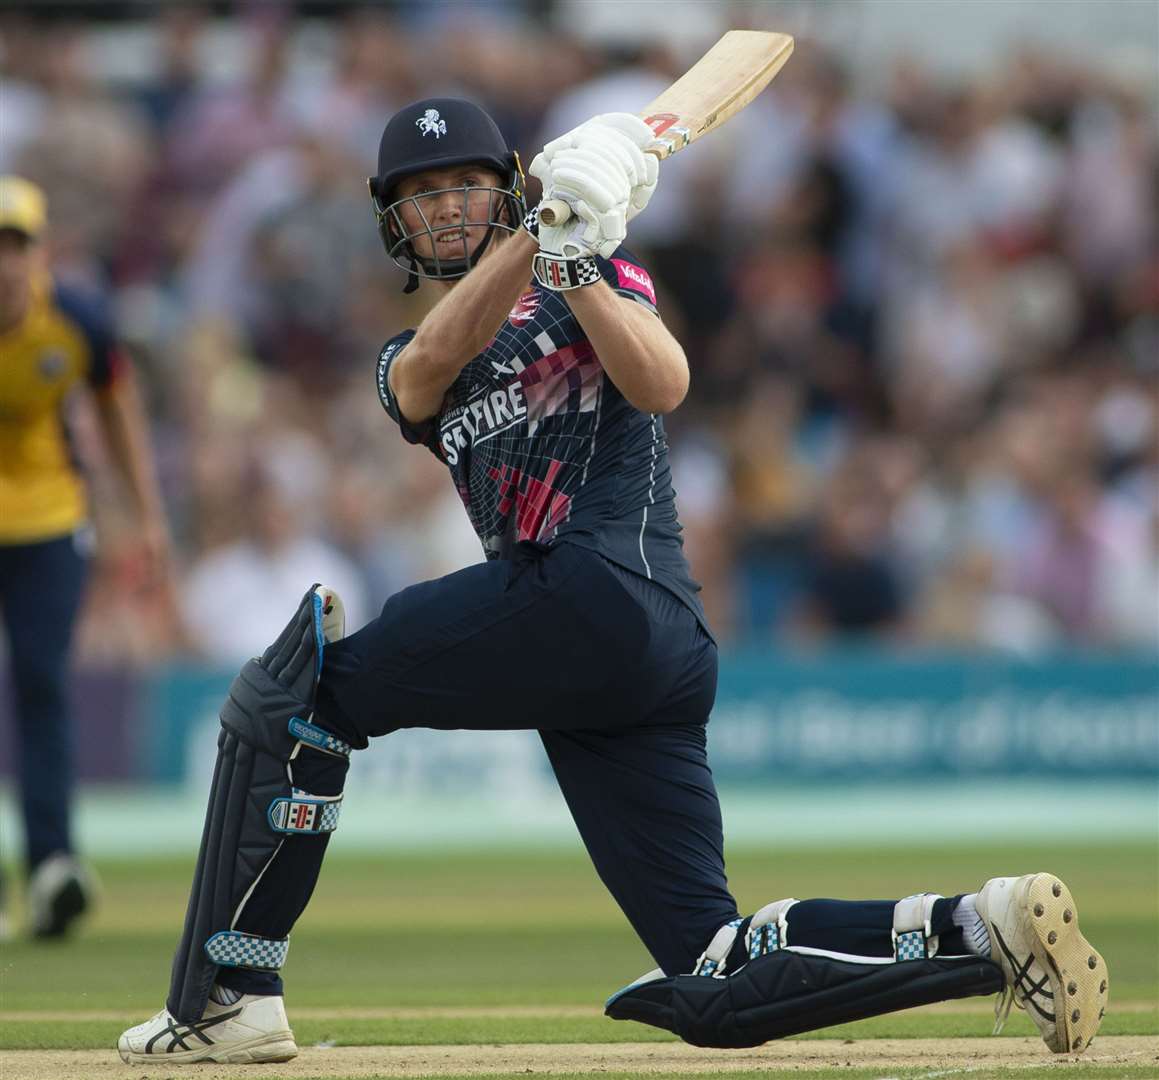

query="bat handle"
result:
[538,199,571,227]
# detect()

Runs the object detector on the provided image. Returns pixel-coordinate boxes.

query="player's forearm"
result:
[565,283,689,414]
[416,230,538,361]
[94,367,167,524]
[395,231,537,421]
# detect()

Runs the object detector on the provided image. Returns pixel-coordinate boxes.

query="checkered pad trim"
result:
[288,716,351,757]
[894,929,928,961]
[749,922,781,959]
[205,930,289,970]
[532,252,601,292]
[268,792,343,834]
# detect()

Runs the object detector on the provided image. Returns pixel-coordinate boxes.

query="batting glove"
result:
[533,113,659,226]
[529,153,628,260]
[581,113,659,222]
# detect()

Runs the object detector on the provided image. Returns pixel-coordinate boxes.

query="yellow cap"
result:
[0,176,47,238]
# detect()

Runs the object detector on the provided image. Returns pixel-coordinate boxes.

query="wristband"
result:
[522,205,540,238]
[532,251,601,292]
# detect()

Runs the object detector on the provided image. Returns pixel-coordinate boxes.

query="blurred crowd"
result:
[1,4,1155,662]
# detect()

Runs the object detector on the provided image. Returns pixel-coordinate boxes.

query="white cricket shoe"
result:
[117,993,298,1064]
[976,873,1109,1054]
[27,852,96,938]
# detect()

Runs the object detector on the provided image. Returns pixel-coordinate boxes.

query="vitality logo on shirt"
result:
[439,383,527,465]
[611,259,657,306]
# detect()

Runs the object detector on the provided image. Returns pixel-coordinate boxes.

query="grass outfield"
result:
[1,841,1155,1078]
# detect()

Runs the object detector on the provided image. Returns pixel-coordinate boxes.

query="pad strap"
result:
[692,918,744,978]
[268,790,343,834]
[893,893,941,960]
[747,898,798,960]
[205,930,289,971]
[289,716,352,758]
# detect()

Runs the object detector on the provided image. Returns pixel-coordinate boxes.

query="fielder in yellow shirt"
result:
[0,176,169,938]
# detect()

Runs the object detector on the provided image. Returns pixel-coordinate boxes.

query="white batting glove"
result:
[583,113,659,222]
[532,163,626,258]
[529,151,627,259]
[534,113,659,224]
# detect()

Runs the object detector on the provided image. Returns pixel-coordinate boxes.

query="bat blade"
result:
[640,30,794,159]
[538,30,793,228]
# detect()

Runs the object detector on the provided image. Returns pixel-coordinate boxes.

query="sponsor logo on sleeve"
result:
[611,259,657,306]
[507,289,540,327]
[376,341,403,410]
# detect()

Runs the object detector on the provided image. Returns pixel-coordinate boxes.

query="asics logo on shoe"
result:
[991,924,1055,1022]
[145,1008,242,1053]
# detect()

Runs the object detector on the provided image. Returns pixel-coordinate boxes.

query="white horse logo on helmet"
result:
[416,109,447,138]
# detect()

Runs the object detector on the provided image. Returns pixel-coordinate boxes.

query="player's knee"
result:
[219,586,363,761]
[215,588,358,842]
[312,673,366,751]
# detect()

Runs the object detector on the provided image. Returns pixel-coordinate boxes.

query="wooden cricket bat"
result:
[538,30,794,227]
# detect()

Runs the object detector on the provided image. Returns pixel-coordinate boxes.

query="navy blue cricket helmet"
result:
[368,97,526,291]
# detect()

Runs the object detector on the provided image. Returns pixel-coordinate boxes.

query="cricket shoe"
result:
[976,873,1108,1054]
[117,993,298,1064]
[27,852,96,938]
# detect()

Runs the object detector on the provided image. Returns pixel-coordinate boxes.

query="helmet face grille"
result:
[369,178,525,284]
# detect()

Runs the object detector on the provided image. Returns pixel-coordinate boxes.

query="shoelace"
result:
[991,984,1024,1035]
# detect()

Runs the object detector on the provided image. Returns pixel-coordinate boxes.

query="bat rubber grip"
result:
[538,199,571,227]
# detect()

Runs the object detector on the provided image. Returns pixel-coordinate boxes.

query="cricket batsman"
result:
[119,99,1108,1063]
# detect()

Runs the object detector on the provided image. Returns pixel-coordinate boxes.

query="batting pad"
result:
[166,586,351,1025]
[606,950,1003,1048]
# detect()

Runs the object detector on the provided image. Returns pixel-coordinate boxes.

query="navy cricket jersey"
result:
[375,247,709,632]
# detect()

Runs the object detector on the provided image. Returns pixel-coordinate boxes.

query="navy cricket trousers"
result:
[220,541,971,1001]
[316,540,739,976]
[0,532,89,870]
